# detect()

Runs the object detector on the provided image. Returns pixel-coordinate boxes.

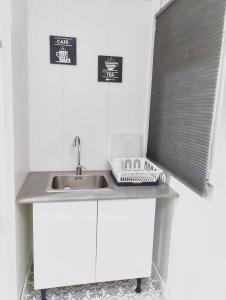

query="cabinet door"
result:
[96,198,156,282]
[33,201,97,289]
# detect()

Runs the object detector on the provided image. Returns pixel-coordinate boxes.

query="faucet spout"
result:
[73,136,82,175]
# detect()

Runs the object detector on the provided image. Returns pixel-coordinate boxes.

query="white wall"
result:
[28,0,155,171]
[159,179,226,300]
[12,0,29,194]
[0,0,18,299]
[150,1,226,300]
[0,3,13,299]
[11,0,32,298]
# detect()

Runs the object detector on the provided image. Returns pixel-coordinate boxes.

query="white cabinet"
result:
[33,201,97,289]
[33,198,156,290]
[96,198,156,282]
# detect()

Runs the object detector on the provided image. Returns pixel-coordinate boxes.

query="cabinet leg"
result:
[135,278,142,293]
[41,289,47,300]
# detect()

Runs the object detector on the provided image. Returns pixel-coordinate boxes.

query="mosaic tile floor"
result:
[24,267,167,300]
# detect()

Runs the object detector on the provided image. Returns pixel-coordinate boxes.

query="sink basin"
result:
[47,174,111,192]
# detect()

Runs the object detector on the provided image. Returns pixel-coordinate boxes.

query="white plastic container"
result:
[109,158,164,185]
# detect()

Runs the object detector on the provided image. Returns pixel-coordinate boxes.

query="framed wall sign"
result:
[98,56,123,82]
[50,35,77,65]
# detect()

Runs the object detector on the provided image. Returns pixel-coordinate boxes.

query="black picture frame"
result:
[98,56,123,83]
[50,35,77,65]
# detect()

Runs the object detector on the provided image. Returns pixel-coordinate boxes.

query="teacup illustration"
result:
[105,61,118,71]
[56,49,70,63]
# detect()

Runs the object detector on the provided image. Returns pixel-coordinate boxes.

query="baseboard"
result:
[152,263,170,300]
[20,257,32,300]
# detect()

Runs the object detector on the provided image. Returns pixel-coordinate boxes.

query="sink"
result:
[47,174,111,192]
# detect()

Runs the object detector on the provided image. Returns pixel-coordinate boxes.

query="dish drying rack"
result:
[109,158,164,186]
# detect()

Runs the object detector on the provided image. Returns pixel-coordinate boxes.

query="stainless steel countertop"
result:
[16,170,179,204]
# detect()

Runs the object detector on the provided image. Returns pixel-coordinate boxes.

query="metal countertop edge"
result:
[16,171,179,204]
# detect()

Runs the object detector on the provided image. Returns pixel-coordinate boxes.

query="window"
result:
[147,0,226,194]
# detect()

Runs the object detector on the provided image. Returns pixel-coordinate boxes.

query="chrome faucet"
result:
[73,136,82,175]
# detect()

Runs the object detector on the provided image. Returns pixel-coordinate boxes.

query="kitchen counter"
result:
[17,170,178,204]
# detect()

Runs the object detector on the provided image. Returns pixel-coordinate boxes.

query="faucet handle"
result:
[73,136,80,147]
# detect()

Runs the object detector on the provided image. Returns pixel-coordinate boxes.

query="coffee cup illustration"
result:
[56,48,70,63]
[105,60,118,71]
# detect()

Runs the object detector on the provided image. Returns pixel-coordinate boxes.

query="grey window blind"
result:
[147,0,226,195]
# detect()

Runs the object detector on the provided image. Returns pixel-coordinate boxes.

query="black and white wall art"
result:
[50,35,77,65]
[98,56,123,82]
